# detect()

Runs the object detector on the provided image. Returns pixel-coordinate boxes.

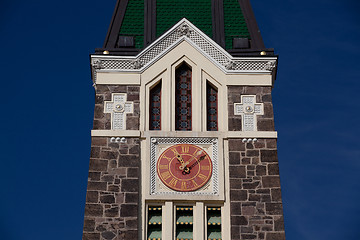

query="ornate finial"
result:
[264,60,276,71]
[225,60,236,70]
[92,59,103,69]
[177,24,192,37]
[132,59,143,69]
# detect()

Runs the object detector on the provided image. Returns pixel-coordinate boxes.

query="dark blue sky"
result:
[1,0,359,239]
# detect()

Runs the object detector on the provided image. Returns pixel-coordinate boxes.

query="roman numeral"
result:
[169,178,178,187]
[198,173,208,181]
[159,164,168,169]
[181,146,189,153]
[161,171,171,180]
[181,181,187,190]
[201,165,210,171]
[191,180,198,187]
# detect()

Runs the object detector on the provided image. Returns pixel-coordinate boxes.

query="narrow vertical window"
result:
[147,206,162,240]
[175,64,192,131]
[207,207,221,240]
[176,206,193,240]
[149,81,161,130]
[207,82,218,131]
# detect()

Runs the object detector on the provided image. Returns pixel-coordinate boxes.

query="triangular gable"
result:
[91,19,277,84]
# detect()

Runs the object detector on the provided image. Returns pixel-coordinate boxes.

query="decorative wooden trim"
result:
[103,0,129,49]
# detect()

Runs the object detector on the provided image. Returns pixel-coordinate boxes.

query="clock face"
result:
[157,144,212,192]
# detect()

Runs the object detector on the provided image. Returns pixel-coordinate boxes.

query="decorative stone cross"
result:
[234,95,264,131]
[104,93,134,130]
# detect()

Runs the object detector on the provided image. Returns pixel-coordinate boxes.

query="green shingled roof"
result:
[119,0,144,49]
[156,0,212,38]
[118,0,250,50]
[224,0,250,49]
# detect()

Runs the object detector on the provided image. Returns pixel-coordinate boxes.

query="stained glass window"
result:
[149,81,162,130]
[207,82,218,131]
[175,64,192,131]
[147,206,162,240]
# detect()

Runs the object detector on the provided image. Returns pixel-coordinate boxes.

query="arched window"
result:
[175,64,192,131]
[207,82,218,131]
[149,81,162,130]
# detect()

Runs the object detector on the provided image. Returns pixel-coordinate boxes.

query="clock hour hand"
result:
[188,155,206,169]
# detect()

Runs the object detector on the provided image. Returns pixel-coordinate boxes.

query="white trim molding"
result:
[90,18,277,85]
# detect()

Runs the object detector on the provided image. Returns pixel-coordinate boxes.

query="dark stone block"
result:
[229,139,245,151]
[230,179,242,189]
[105,206,119,217]
[127,168,139,178]
[231,226,241,239]
[120,230,138,239]
[118,155,139,167]
[125,193,139,203]
[121,179,139,192]
[83,219,95,232]
[89,159,108,171]
[265,203,283,215]
[83,233,100,240]
[228,118,242,131]
[127,93,139,101]
[231,216,248,225]
[100,194,115,204]
[84,204,103,217]
[256,165,267,176]
[108,185,120,192]
[100,151,118,160]
[244,86,262,94]
[271,188,282,202]
[129,145,140,154]
[257,119,275,131]
[241,226,253,233]
[229,166,246,178]
[109,85,127,92]
[95,85,109,94]
[101,174,114,182]
[125,218,138,229]
[88,172,101,181]
[126,117,139,130]
[274,216,285,231]
[261,150,278,162]
[241,234,257,239]
[243,181,260,189]
[94,105,104,119]
[241,157,251,164]
[263,103,274,118]
[230,190,247,201]
[91,137,107,146]
[231,202,241,214]
[229,152,241,165]
[93,120,104,130]
[262,176,281,188]
[268,163,279,175]
[262,94,272,102]
[120,204,138,217]
[127,86,140,93]
[88,181,107,191]
[248,194,261,201]
[86,191,98,203]
[266,139,277,149]
[95,95,103,104]
[90,147,100,158]
[260,194,272,202]
[266,232,285,240]
[254,140,265,148]
[101,231,116,240]
[246,150,259,157]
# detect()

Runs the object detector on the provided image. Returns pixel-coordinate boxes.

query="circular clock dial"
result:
[157,144,212,192]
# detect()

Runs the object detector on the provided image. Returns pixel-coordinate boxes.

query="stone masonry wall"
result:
[93,85,140,130]
[82,137,140,240]
[228,86,275,131]
[228,138,285,240]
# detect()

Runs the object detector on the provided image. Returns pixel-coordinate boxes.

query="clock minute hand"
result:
[188,155,206,170]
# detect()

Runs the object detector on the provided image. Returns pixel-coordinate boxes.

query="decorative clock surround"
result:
[150,137,219,195]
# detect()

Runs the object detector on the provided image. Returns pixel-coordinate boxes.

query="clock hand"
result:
[182,155,207,174]
[188,155,206,169]
[182,150,203,168]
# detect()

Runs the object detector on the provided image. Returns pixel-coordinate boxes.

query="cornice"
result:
[91,19,277,85]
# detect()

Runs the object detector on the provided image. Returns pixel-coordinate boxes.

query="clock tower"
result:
[83,1,286,240]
